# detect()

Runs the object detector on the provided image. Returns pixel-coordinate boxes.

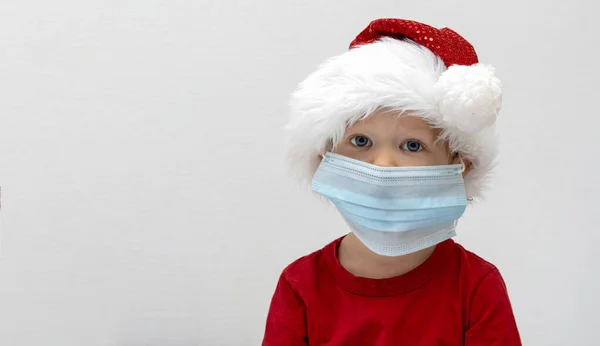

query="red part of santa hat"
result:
[285,18,503,200]
[350,18,478,67]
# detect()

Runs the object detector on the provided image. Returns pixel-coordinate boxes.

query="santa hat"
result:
[284,18,502,200]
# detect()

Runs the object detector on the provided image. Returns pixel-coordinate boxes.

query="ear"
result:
[451,154,473,178]
[325,139,335,154]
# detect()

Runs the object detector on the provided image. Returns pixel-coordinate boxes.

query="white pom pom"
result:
[433,64,502,133]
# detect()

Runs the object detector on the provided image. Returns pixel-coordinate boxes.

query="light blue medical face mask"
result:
[311,152,468,256]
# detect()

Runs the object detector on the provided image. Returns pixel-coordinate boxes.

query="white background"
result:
[0,0,598,345]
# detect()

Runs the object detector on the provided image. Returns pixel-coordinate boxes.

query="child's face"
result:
[333,109,454,168]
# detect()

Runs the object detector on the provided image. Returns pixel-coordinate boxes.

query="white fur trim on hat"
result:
[284,37,502,200]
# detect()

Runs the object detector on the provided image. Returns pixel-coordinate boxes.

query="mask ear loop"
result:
[453,159,472,229]
[457,157,474,202]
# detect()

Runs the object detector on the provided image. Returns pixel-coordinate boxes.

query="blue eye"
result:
[350,135,372,147]
[401,140,423,152]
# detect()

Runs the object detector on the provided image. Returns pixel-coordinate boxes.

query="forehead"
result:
[347,109,438,135]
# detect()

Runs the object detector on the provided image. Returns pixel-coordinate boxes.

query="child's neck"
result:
[338,233,436,279]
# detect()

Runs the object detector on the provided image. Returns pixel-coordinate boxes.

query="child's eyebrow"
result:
[399,128,438,141]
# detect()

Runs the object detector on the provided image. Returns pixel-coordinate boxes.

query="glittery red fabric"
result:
[350,18,478,67]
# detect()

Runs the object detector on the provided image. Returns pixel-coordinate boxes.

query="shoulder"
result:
[454,245,521,343]
[448,241,511,298]
[281,249,323,284]
[279,238,337,291]
[452,241,499,279]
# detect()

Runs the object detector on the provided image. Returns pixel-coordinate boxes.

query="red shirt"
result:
[263,238,521,345]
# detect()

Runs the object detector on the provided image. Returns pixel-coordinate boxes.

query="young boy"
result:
[263,18,521,345]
